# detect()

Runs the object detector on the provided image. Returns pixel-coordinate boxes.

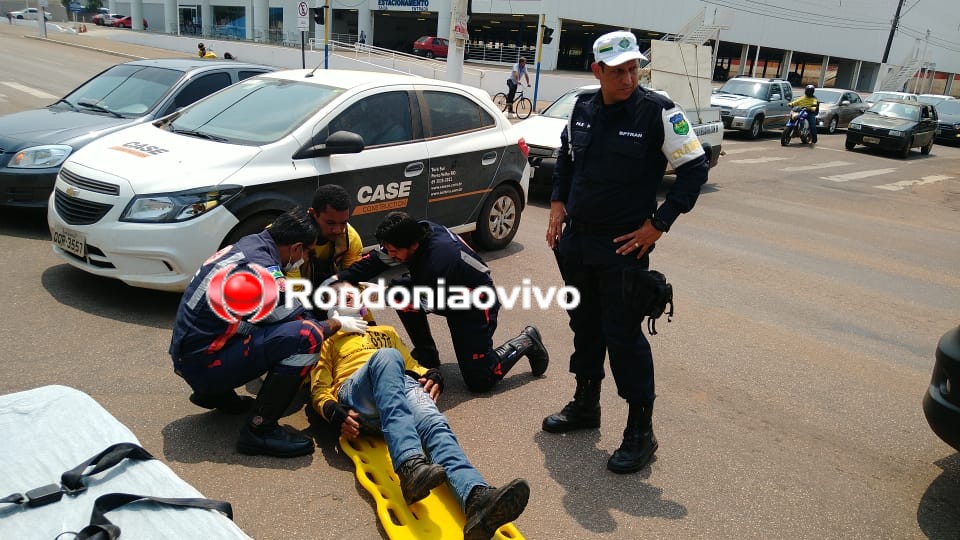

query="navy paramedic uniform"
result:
[337,221,502,392]
[552,87,708,406]
[169,230,331,395]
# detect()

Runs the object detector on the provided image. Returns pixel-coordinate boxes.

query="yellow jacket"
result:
[789,95,818,110]
[287,223,363,282]
[310,325,428,421]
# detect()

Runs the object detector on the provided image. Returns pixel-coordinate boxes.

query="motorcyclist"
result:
[788,85,819,144]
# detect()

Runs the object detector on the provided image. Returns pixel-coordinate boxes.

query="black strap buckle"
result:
[24,483,64,508]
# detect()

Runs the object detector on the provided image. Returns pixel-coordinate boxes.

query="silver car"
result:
[813,88,868,134]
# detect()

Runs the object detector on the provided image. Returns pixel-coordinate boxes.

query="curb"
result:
[25,35,146,60]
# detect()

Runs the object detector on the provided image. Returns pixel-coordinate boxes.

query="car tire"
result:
[748,116,763,139]
[900,139,912,159]
[845,139,856,150]
[426,51,434,59]
[827,116,838,134]
[921,140,933,155]
[474,184,521,251]
[221,213,279,249]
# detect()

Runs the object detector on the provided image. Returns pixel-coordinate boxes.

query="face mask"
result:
[284,247,304,272]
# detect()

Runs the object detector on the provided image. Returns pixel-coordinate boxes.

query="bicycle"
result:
[493,86,533,119]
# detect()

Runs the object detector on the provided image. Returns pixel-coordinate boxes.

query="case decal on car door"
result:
[353,180,413,215]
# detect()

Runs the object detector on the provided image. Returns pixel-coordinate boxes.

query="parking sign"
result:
[297,1,309,31]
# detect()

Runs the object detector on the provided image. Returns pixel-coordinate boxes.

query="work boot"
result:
[236,372,315,458]
[606,402,658,474]
[396,455,446,505]
[189,389,254,414]
[463,479,530,540]
[542,377,601,433]
[493,326,550,376]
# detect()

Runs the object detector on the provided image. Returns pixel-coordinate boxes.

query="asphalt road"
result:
[2,24,959,540]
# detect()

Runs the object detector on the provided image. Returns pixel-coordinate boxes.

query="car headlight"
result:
[887,130,902,136]
[731,108,750,116]
[120,185,242,223]
[9,145,72,169]
[850,122,862,130]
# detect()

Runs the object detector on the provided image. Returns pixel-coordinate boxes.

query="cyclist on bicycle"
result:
[506,57,531,116]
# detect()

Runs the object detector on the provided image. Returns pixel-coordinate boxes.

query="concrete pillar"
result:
[200,0,212,37]
[851,60,862,91]
[164,0,176,34]
[357,3,371,45]
[818,55,830,87]
[253,0,266,41]
[780,50,793,80]
[436,0,451,40]
[538,14,561,71]
[738,44,749,76]
[108,0,116,14]
[131,0,143,30]
[945,73,955,96]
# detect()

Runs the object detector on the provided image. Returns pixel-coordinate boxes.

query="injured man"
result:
[309,288,529,540]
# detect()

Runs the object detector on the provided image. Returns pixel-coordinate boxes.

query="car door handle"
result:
[481,151,498,166]
[404,162,425,177]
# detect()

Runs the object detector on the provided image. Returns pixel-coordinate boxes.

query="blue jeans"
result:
[806,112,817,141]
[338,349,486,511]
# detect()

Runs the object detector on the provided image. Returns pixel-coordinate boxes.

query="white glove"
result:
[332,311,368,334]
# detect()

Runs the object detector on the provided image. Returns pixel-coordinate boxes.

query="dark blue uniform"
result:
[338,221,502,392]
[169,230,331,396]
[552,87,708,406]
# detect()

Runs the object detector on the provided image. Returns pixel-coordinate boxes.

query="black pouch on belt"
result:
[622,267,674,335]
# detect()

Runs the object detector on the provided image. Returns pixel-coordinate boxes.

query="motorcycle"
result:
[781,106,812,146]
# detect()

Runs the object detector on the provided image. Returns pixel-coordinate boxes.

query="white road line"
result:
[722,146,765,155]
[875,174,954,191]
[821,168,897,182]
[0,81,57,100]
[780,161,853,172]
[729,156,790,164]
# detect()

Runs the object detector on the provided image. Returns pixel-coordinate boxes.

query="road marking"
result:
[722,146,765,155]
[875,174,954,191]
[821,168,897,182]
[1,81,57,99]
[729,156,789,164]
[780,161,853,172]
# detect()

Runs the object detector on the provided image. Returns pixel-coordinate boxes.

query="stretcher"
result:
[339,435,524,539]
[0,385,249,539]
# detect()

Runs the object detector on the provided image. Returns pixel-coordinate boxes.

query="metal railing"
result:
[463,43,535,65]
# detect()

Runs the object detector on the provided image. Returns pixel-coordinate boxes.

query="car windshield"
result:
[868,92,909,103]
[935,100,960,115]
[540,88,588,120]
[717,80,769,99]
[168,77,344,145]
[57,64,183,118]
[813,89,843,104]
[867,101,919,121]
[917,95,952,105]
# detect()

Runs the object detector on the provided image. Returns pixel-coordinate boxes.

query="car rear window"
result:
[422,91,495,137]
[168,78,344,145]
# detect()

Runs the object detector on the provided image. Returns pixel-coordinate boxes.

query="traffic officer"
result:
[330,211,549,393]
[169,207,368,458]
[543,30,709,474]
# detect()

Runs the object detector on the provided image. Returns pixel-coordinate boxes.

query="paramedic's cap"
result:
[593,31,647,66]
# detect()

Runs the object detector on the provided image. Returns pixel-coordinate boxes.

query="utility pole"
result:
[881,0,906,64]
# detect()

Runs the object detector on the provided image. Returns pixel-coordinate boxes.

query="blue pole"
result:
[324,43,329,69]
[533,61,541,111]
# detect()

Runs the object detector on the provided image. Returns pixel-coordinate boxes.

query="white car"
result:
[865,91,917,105]
[48,70,531,291]
[514,85,723,186]
[10,8,53,20]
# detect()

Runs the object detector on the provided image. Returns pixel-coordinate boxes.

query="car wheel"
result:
[426,51,434,59]
[16,15,23,19]
[844,139,856,150]
[474,184,521,251]
[900,139,912,159]
[221,213,279,249]
[921,140,933,155]
[827,116,838,134]
[748,116,763,139]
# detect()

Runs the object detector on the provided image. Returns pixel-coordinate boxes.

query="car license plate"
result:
[863,136,880,144]
[53,227,85,258]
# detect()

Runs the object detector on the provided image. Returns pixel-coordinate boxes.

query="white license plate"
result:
[53,227,85,258]
[863,136,880,144]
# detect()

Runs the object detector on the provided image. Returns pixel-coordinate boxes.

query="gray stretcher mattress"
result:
[0,385,251,539]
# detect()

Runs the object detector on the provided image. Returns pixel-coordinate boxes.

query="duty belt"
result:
[568,219,641,236]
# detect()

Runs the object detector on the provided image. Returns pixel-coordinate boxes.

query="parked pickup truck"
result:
[515,84,723,186]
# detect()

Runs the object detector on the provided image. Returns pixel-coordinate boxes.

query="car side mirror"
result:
[293,130,365,159]
[712,88,719,94]
[841,100,850,105]
[770,93,782,101]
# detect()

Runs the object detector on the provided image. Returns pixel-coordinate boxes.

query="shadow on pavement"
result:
[535,429,686,532]
[0,206,50,240]
[917,452,960,539]
[41,264,180,329]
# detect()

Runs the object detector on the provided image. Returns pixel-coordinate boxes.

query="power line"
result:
[701,0,890,29]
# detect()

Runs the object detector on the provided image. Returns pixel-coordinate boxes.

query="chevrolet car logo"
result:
[65,187,78,197]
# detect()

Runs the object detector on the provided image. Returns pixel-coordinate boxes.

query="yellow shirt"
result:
[286,223,363,282]
[309,325,428,420]
[789,96,818,110]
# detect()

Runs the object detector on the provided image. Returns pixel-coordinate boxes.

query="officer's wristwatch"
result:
[650,217,670,233]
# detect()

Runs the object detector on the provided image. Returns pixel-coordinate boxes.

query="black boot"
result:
[189,389,254,414]
[606,402,658,474]
[396,455,446,505]
[542,377,601,433]
[463,479,530,540]
[397,309,440,368]
[493,326,550,376]
[236,372,315,458]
